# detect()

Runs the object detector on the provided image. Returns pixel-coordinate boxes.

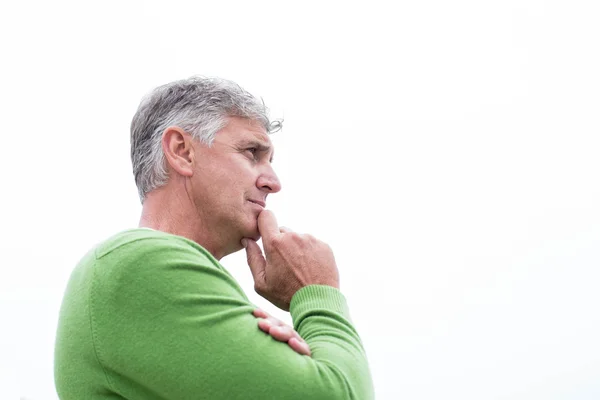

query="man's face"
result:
[189,117,281,245]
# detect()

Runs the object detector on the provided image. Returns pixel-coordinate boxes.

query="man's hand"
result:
[242,210,340,311]
[252,308,311,356]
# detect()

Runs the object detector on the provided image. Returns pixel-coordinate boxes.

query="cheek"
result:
[208,158,258,196]
[230,166,258,188]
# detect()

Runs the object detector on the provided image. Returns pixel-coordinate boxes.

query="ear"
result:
[162,126,195,177]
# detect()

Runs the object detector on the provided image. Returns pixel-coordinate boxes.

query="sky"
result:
[1,0,599,399]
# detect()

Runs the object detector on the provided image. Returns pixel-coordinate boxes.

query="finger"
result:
[256,319,310,356]
[266,316,285,327]
[257,210,280,244]
[252,309,269,319]
[257,316,288,334]
[283,325,305,345]
[261,315,302,341]
[258,319,285,337]
[279,226,293,233]
[268,325,296,342]
[263,316,285,329]
[257,318,273,334]
[243,239,266,286]
[290,328,303,342]
[288,337,311,356]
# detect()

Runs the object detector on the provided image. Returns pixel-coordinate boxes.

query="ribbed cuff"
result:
[289,285,350,329]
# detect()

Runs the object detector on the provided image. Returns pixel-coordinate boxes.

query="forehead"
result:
[218,116,273,146]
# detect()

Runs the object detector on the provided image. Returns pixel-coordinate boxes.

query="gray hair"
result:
[130,76,281,203]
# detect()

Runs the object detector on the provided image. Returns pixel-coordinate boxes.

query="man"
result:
[54,77,374,399]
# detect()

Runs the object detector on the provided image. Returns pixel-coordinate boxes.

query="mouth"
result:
[248,199,266,208]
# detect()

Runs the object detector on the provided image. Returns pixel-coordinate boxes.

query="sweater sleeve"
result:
[91,235,374,400]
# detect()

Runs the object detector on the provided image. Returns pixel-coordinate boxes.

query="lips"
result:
[248,199,266,208]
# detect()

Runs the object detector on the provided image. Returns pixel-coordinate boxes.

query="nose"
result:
[257,165,282,194]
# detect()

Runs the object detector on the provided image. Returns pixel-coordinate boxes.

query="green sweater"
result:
[54,228,374,399]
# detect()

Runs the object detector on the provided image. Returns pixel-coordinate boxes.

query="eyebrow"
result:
[239,140,275,162]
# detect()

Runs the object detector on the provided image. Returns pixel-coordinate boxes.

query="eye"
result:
[245,147,260,160]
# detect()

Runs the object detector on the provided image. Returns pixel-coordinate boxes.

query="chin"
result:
[246,227,261,242]
[240,219,261,241]
[247,233,261,242]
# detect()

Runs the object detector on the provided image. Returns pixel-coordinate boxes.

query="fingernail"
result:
[241,239,247,248]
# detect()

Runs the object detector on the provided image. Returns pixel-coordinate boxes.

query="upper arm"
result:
[91,237,370,400]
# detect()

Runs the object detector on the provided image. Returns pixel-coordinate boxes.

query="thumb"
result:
[242,239,267,287]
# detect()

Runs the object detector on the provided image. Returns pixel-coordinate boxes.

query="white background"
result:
[1,1,599,399]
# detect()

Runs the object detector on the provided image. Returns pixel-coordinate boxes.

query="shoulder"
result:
[90,228,244,299]
[95,228,215,264]
[91,228,224,280]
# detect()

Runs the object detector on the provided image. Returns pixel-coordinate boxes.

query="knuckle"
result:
[254,283,265,296]
[305,234,320,245]
[289,232,303,242]
[269,235,283,248]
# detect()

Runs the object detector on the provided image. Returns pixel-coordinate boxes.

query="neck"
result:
[138,187,229,260]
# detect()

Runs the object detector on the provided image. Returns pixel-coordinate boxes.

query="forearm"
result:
[290,285,374,400]
[91,236,373,399]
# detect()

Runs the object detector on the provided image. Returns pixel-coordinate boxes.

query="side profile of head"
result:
[130,76,282,259]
